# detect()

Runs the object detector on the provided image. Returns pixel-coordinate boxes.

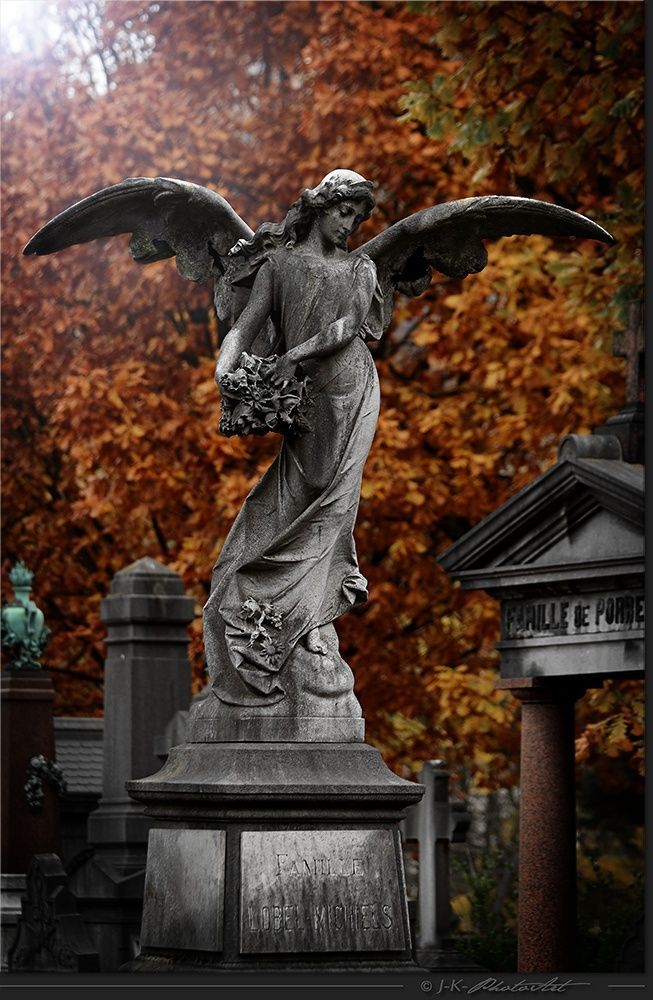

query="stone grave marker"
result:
[401,760,478,970]
[66,556,195,971]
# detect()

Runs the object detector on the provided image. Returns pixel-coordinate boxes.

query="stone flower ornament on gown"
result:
[24,169,614,739]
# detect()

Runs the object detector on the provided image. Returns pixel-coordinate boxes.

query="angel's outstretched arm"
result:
[280,261,377,369]
[215,263,273,379]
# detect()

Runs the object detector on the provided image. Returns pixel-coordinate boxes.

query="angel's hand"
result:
[272,352,298,381]
[215,352,233,386]
[215,353,243,389]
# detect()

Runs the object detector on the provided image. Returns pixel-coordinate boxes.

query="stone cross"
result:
[8,854,99,972]
[614,299,644,405]
[594,298,644,463]
[401,760,476,970]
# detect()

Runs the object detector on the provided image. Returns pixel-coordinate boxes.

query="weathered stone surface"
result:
[189,714,364,743]
[141,829,226,952]
[502,590,644,639]
[240,829,406,954]
[127,741,422,818]
[497,586,645,678]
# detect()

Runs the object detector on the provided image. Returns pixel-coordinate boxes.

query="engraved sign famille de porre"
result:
[240,829,407,954]
[501,590,645,641]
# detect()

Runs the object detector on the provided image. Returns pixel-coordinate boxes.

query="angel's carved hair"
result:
[229,171,375,264]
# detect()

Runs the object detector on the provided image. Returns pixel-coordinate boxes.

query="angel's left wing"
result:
[23,176,254,319]
[352,195,615,331]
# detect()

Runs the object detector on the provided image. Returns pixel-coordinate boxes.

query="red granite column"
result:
[497,677,585,973]
[1,671,62,872]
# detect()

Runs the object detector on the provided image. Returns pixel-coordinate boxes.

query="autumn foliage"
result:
[1,1,643,792]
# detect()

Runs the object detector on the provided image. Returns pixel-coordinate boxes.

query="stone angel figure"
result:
[24,170,613,740]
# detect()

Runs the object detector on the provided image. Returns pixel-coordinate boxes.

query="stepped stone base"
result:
[125,741,424,972]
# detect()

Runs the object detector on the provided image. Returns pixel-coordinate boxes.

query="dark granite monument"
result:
[439,306,644,972]
[24,169,613,971]
[65,557,195,971]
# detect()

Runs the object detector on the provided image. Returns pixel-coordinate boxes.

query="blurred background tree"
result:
[1,1,643,815]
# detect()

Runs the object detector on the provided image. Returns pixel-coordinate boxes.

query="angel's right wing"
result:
[23,176,254,319]
[353,195,615,332]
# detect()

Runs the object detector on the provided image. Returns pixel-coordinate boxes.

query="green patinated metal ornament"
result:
[1,561,50,670]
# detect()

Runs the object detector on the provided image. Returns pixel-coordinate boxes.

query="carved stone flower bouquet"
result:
[240,597,284,666]
[218,352,312,437]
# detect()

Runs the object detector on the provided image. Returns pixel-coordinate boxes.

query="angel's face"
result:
[316,198,368,250]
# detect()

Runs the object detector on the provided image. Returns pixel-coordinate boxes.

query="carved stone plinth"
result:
[125,742,423,972]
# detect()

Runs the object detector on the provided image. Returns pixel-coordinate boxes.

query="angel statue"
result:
[24,170,613,740]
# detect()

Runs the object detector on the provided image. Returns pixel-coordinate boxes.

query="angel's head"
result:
[303,169,375,250]
[230,169,375,262]
[305,169,375,217]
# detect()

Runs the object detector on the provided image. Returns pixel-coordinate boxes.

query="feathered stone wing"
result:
[353,195,615,330]
[23,176,254,319]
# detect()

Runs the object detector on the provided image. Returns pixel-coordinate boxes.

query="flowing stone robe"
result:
[203,246,384,715]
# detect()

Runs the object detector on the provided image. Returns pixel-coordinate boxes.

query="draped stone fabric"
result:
[203,247,384,709]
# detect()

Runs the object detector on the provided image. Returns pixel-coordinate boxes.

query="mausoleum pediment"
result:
[440,442,644,681]
[440,455,644,595]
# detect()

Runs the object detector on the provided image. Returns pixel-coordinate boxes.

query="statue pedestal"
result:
[125,741,423,972]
